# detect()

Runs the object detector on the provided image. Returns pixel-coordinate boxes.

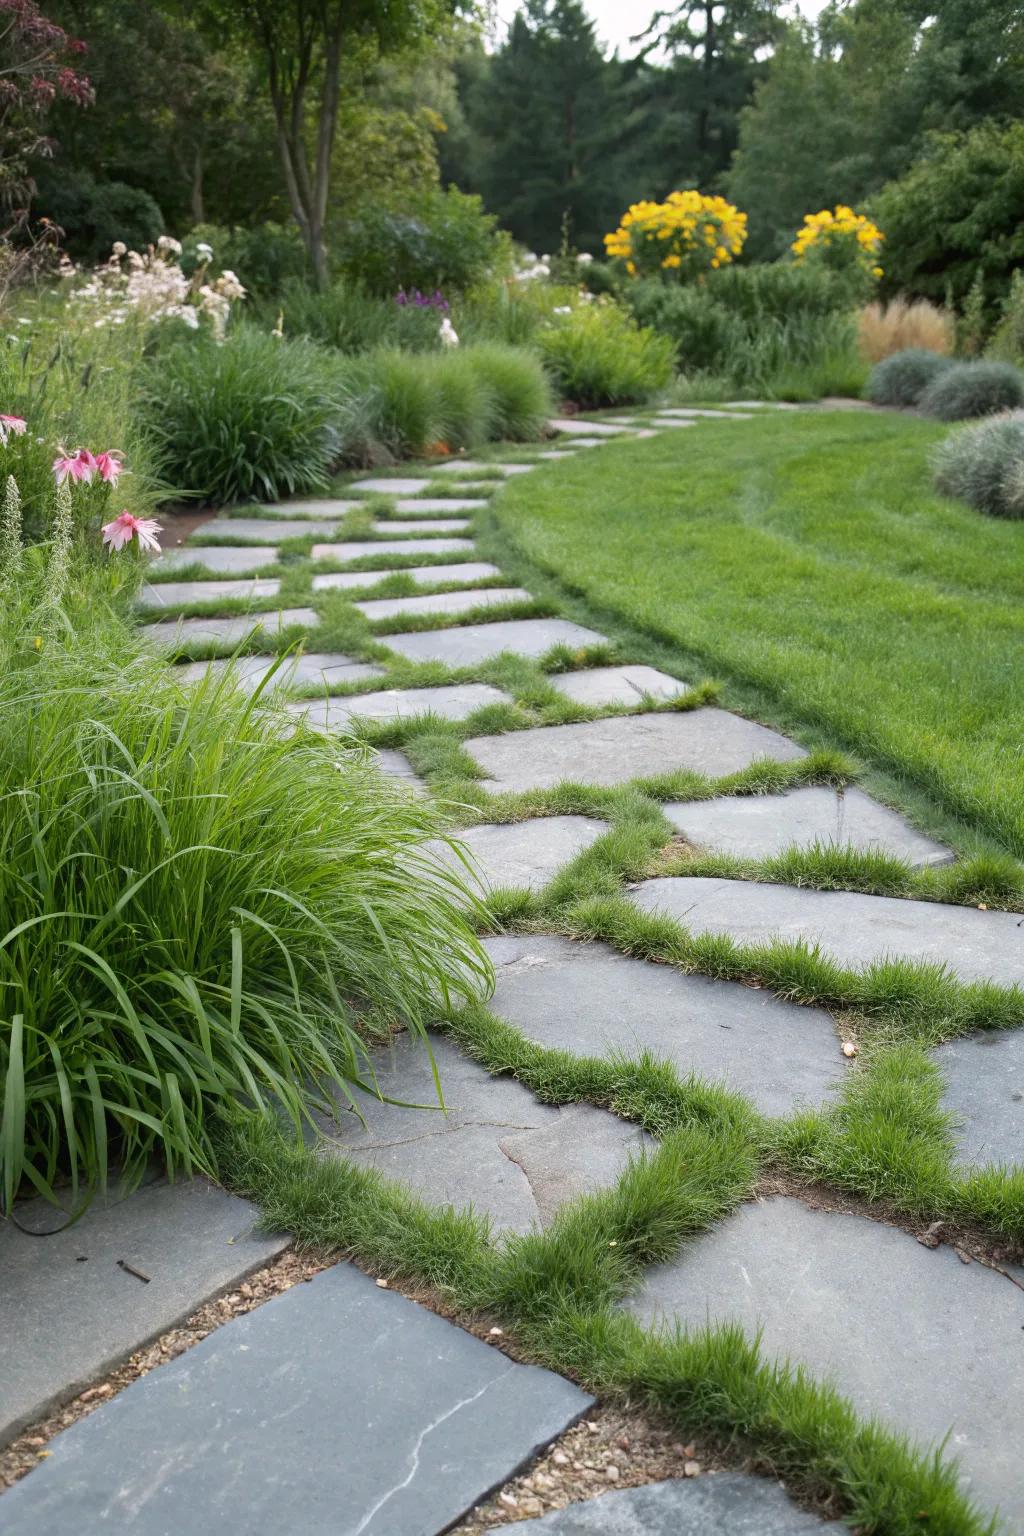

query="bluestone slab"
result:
[434,460,531,476]
[625,1197,1024,1526]
[152,546,281,574]
[138,578,281,609]
[144,608,318,652]
[392,498,488,513]
[319,1033,649,1234]
[562,437,605,447]
[291,683,510,727]
[0,1178,287,1445]
[537,450,577,460]
[657,408,752,420]
[350,475,434,494]
[549,418,630,436]
[356,586,531,621]
[374,517,471,533]
[503,1475,843,1532]
[312,538,475,561]
[384,618,607,667]
[933,1031,1024,1168]
[1,1262,593,1536]
[246,499,359,518]
[665,786,952,866]
[175,652,383,692]
[550,665,689,708]
[429,817,607,893]
[465,710,805,793]
[375,747,427,792]
[196,519,343,542]
[312,561,502,592]
[724,400,800,410]
[485,935,842,1116]
[630,878,1024,986]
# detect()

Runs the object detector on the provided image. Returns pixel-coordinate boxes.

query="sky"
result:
[492,0,831,56]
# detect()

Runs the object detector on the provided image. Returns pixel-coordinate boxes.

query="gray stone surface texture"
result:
[392,498,488,514]
[1,1261,593,1536]
[429,817,607,894]
[658,408,752,420]
[630,878,1024,987]
[625,1197,1024,1526]
[665,786,952,866]
[933,1030,1024,1169]
[291,683,510,727]
[550,665,689,708]
[319,1033,650,1234]
[648,418,696,429]
[311,538,475,561]
[485,935,842,1116]
[503,1475,842,1532]
[356,586,531,622]
[375,748,426,791]
[175,653,383,692]
[549,419,630,436]
[350,476,433,494]
[465,709,805,793]
[562,437,606,447]
[724,401,800,410]
[312,561,502,592]
[138,578,281,609]
[247,499,359,518]
[197,519,343,542]
[384,618,608,667]
[153,546,281,574]
[371,518,470,534]
[0,1178,287,1445]
[144,609,319,651]
[537,451,577,461]
[432,460,506,475]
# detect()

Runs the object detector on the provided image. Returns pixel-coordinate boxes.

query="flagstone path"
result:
[4,408,1023,1533]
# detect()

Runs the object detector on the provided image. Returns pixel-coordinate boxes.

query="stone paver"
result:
[486,935,841,1116]
[649,417,696,429]
[503,1476,842,1532]
[0,1179,287,1445]
[537,450,577,461]
[197,518,343,542]
[376,747,427,792]
[350,476,434,495]
[630,878,1024,987]
[176,652,384,692]
[465,710,805,793]
[138,578,281,609]
[144,609,318,652]
[291,683,510,727]
[319,1034,650,1234]
[550,665,689,708]
[429,817,607,894]
[246,499,359,518]
[384,618,608,668]
[725,400,800,410]
[433,461,532,476]
[153,546,281,574]
[563,437,606,447]
[312,538,475,561]
[393,498,488,514]
[373,518,470,534]
[658,408,752,420]
[356,586,532,622]
[933,1031,1024,1168]
[1,1262,593,1536]
[625,1197,1024,1526]
[312,561,502,592]
[549,419,630,436]
[665,786,952,866]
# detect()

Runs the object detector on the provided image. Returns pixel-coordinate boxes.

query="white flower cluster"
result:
[68,239,246,340]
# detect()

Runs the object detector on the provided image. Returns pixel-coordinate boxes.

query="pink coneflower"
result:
[101,511,162,553]
[94,450,125,484]
[53,447,97,485]
[0,414,27,445]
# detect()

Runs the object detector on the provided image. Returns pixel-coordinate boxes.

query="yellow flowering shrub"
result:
[604,191,747,282]
[791,206,884,287]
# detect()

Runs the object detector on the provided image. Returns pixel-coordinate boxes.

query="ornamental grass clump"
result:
[0,598,491,1211]
[866,348,955,407]
[858,299,953,363]
[919,359,1024,421]
[933,412,1024,519]
[537,302,676,407]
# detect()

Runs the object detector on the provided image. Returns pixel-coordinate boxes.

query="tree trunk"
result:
[191,146,205,226]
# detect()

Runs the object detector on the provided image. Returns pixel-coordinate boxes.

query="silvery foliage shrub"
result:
[919,359,1024,420]
[933,411,1024,519]
[866,349,953,407]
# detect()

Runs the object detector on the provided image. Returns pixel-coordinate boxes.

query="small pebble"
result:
[586,1420,600,1433]
[552,1451,569,1467]
[498,1492,518,1508]
[605,1465,620,1482]
[616,1435,631,1453]
[684,1460,702,1477]
[375,1278,388,1289]
[488,1326,503,1337]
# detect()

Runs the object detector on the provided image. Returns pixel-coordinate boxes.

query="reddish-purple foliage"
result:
[0,0,93,203]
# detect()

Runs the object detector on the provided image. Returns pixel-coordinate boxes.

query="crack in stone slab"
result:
[348,1367,514,1536]
[323,1120,547,1154]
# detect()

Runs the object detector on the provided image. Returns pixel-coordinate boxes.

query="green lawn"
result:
[493,411,1024,856]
